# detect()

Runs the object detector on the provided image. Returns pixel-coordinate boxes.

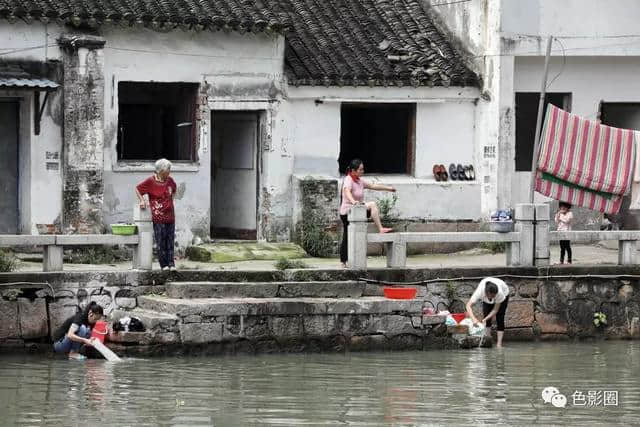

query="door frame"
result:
[209,101,271,240]
[0,97,22,234]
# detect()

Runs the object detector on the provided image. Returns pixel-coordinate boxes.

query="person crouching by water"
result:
[53,302,104,360]
[339,158,396,268]
[465,277,510,348]
[136,158,178,271]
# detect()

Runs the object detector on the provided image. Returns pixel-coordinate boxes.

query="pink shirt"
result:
[340,175,367,215]
[555,211,573,232]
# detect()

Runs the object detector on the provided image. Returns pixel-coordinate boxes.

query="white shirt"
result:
[469,277,509,304]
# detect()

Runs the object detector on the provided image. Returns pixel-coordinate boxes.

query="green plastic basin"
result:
[111,224,137,235]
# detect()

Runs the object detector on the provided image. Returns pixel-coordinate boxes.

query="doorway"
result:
[211,111,259,240]
[0,101,19,234]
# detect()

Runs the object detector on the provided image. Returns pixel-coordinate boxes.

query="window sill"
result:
[363,175,481,185]
[113,162,200,173]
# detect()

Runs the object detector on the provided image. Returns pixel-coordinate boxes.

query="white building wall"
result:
[0,22,64,234]
[100,27,284,246]
[288,86,482,221]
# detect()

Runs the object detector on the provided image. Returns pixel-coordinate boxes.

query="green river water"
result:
[0,341,638,426]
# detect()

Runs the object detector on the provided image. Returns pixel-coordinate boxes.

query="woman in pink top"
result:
[340,159,396,267]
[554,202,573,264]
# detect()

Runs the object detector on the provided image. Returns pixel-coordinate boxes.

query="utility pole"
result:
[528,36,554,203]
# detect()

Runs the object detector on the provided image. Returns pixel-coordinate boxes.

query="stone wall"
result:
[1,265,639,354]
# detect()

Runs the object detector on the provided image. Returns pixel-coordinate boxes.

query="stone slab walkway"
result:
[10,243,620,272]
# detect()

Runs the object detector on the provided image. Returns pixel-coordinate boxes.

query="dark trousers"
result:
[340,211,370,263]
[153,222,175,268]
[340,215,349,263]
[482,296,509,331]
[560,240,572,264]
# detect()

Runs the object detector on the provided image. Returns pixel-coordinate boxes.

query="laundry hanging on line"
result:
[535,104,637,214]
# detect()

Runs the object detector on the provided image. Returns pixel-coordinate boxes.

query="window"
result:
[600,102,640,130]
[117,82,199,161]
[515,92,571,171]
[339,103,415,174]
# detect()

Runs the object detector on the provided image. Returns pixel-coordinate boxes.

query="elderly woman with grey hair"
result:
[135,158,178,271]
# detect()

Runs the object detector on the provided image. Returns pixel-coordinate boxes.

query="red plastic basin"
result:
[451,313,467,324]
[383,287,417,300]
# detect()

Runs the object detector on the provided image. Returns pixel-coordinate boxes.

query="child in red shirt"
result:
[136,158,177,271]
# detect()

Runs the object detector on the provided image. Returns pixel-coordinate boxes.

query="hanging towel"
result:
[537,104,635,196]
[535,104,636,214]
[630,132,640,210]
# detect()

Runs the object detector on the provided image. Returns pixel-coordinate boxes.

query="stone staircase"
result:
[108,279,458,356]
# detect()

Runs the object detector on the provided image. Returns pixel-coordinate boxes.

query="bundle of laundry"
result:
[535,104,637,214]
[113,316,145,332]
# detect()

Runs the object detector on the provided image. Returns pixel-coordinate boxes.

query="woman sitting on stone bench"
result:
[339,158,396,268]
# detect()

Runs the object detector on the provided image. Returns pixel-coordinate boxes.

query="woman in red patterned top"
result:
[135,159,178,271]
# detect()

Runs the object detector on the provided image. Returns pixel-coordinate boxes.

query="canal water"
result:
[0,341,638,426]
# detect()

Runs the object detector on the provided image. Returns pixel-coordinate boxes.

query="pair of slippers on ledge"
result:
[433,164,476,181]
[449,164,475,181]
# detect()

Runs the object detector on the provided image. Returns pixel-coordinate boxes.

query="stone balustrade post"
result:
[534,203,550,266]
[43,245,63,272]
[347,204,368,269]
[513,203,535,266]
[133,197,153,270]
[618,240,638,265]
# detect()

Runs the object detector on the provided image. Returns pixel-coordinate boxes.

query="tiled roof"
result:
[271,0,478,87]
[0,0,286,33]
[0,64,59,90]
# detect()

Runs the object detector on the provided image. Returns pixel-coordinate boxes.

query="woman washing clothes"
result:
[52,302,104,360]
[339,158,396,268]
[465,277,510,348]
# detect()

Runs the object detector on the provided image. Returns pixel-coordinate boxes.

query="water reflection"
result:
[0,342,639,426]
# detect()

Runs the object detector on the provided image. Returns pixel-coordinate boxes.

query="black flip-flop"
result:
[449,163,458,180]
[468,165,476,180]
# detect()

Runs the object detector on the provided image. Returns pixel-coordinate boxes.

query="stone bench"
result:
[367,231,522,268]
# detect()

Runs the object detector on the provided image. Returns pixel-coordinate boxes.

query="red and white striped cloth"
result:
[535,104,636,214]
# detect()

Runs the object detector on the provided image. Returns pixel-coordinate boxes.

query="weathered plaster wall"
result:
[100,28,284,246]
[288,86,482,221]
[0,22,65,233]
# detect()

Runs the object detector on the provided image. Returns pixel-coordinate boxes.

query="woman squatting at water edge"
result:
[465,277,510,348]
[339,158,396,268]
[52,302,104,360]
[136,158,178,271]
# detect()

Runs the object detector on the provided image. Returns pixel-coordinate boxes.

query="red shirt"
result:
[136,176,177,223]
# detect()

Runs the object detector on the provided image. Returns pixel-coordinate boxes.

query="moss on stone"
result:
[185,242,308,263]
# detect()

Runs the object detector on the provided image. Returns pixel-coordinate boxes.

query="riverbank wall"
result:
[1,265,639,356]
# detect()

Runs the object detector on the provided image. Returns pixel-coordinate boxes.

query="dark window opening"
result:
[339,103,415,174]
[117,82,199,161]
[600,102,640,131]
[515,92,571,171]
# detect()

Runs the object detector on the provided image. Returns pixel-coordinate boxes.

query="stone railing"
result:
[348,203,640,269]
[0,202,153,272]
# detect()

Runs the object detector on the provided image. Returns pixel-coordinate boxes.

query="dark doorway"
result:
[600,102,640,230]
[211,111,260,240]
[339,103,415,174]
[0,101,19,233]
[515,92,571,171]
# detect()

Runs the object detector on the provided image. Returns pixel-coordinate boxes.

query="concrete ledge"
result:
[551,231,640,242]
[0,235,56,246]
[56,234,139,245]
[137,296,423,317]
[368,232,521,243]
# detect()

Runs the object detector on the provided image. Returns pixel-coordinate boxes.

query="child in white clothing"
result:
[555,202,573,264]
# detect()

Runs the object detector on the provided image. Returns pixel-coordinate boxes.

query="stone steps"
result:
[137,295,422,317]
[165,280,366,299]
